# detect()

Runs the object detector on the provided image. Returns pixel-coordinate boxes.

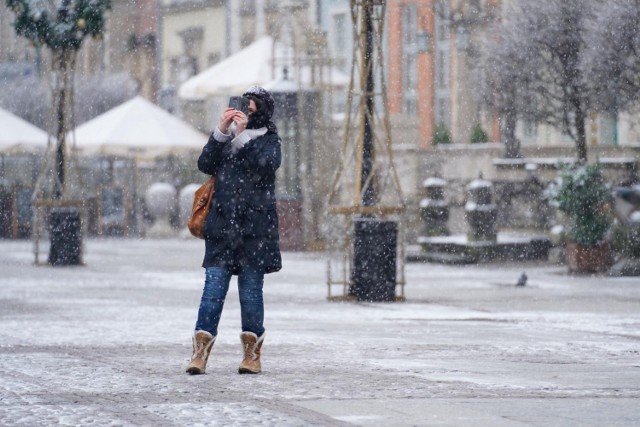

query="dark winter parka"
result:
[198,130,282,274]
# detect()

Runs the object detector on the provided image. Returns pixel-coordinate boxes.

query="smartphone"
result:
[228,96,250,115]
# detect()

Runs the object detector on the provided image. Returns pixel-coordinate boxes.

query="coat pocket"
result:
[243,203,279,239]
[204,203,225,240]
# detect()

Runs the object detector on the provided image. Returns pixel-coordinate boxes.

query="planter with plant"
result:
[545,163,613,273]
[432,122,452,146]
[609,218,640,276]
[470,123,489,144]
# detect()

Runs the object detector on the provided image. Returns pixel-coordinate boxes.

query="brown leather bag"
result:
[187,176,216,239]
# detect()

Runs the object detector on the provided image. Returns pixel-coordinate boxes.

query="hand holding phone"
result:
[228,96,249,115]
[219,108,236,133]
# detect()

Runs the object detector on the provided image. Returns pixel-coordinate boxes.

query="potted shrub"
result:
[609,218,640,276]
[432,122,452,145]
[545,163,613,273]
[469,123,489,144]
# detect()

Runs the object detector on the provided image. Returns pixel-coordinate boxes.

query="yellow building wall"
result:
[161,6,226,89]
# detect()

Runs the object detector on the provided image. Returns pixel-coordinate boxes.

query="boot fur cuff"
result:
[240,331,265,342]
[195,330,215,339]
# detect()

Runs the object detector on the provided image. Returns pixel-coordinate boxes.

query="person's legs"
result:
[237,266,265,336]
[195,266,233,336]
[237,266,265,374]
[187,266,232,375]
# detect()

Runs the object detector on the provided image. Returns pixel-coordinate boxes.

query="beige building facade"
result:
[0,4,34,64]
[159,0,225,96]
[385,0,640,150]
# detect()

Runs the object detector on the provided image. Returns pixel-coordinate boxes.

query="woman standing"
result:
[186,86,281,375]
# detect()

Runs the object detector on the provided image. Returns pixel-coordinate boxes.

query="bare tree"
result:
[473,26,535,158]
[474,0,594,163]
[582,0,640,115]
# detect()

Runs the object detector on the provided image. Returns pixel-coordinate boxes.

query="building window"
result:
[436,50,447,88]
[207,53,220,67]
[523,121,537,139]
[436,0,449,42]
[170,56,198,86]
[331,11,349,72]
[402,3,418,115]
[239,0,256,16]
[436,98,449,127]
[434,0,450,126]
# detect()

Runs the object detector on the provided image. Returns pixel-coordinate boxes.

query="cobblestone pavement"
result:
[0,239,639,426]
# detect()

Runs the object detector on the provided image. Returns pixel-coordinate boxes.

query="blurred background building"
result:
[1,0,639,246]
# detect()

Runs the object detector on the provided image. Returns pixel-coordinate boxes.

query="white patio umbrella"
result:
[0,107,49,155]
[178,36,350,100]
[71,96,207,159]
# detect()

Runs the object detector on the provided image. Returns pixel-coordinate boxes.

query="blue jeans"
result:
[195,266,265,337]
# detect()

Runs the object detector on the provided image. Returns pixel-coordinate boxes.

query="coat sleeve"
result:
[197,131,228,175]
[238,134,282,176]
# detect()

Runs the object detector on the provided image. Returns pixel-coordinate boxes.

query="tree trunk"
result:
[575,105,588,164]
[501,109,521,159]
[53,48,76,200]
[49,47,83,265]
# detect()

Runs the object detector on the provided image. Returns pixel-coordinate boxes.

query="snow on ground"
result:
[0,238,639,426]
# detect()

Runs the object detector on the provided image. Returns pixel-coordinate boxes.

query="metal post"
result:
[328,1,405,302]
[350,0,398,302]
[362,1,375,207]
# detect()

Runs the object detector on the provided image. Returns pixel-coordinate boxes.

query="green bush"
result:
[0,182,11,199]
[470,123,489,144]
[544,163,612,246]
[432,122,452,145]
[610,222,640,258]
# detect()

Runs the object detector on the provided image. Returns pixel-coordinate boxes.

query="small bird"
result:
[516,272,527,287]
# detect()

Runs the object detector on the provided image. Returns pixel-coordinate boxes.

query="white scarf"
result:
[231,125,268,154]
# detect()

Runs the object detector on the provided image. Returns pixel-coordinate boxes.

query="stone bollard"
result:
[145,182,177,238]
[465,176,497,242]
[419,177,449,236]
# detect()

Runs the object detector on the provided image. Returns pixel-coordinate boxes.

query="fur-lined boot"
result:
[186,330,215,375]
[238,331,265,374]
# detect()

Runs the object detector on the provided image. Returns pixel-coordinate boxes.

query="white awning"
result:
[0,108,48,154]
[70,96,207,159]
[178,36,350,100]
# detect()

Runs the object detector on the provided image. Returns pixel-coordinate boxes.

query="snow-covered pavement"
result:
[1,238,639,426]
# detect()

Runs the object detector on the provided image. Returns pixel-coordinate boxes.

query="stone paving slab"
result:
[294,398,640,427]
[0,239,639,426]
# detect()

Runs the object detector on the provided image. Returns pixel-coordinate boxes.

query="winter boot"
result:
[238,331,265,374]
[186,330,215,375]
